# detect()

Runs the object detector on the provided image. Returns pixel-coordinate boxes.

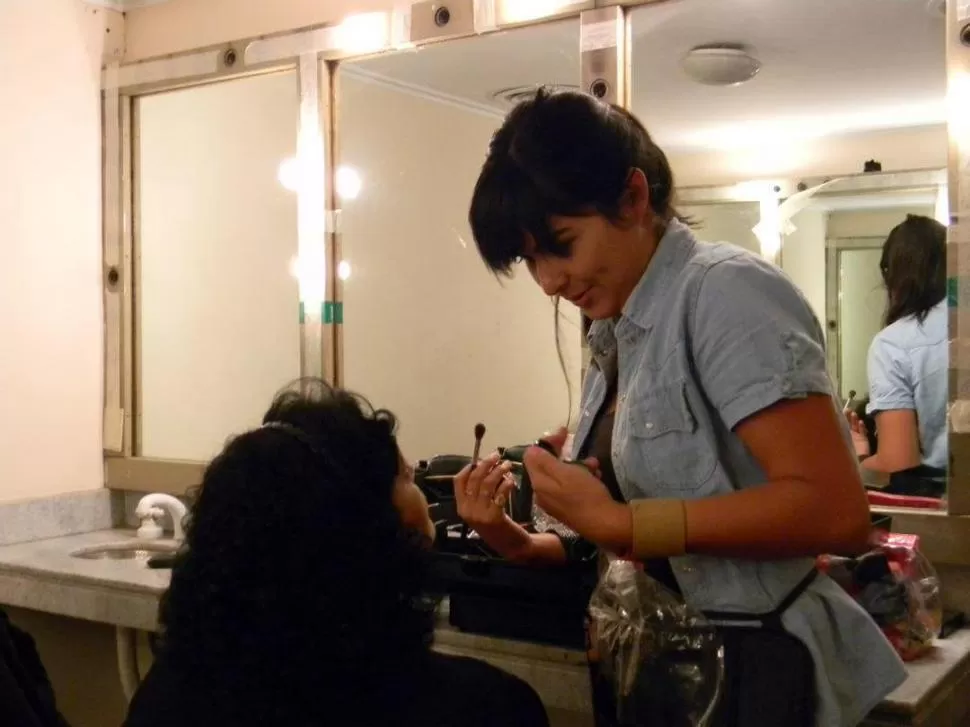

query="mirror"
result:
[336,20,582,459]
[135,71,301,462]
[631,0,948,503]
[680,201,761,255]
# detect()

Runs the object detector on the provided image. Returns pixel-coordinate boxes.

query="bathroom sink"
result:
[70,541,178,561]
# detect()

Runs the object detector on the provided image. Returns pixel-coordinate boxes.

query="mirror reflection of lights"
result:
[277,157,300,193]
[278,158,362,201]
[336,166,362,200]
[338,260,352,281]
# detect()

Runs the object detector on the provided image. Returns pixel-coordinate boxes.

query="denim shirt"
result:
[573,221,906,727]
[867,300,948,470]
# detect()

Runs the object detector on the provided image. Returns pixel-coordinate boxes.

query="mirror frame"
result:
[100,0,970,567]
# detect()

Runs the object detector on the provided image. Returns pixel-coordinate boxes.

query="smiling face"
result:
[519,171,659,320]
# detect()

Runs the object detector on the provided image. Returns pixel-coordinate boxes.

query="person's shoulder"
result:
[687,241,787,286]
[881,301,948,349]
[420,652,549,726]
[685,242,815,323]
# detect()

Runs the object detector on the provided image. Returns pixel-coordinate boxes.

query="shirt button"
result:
[645,422,654,430]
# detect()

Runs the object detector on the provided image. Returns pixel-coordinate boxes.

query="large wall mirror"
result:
[135,71,301,462]
[630,0,949,505]
[335,20,582,460]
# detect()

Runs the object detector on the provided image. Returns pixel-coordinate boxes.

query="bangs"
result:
[468,156,566,276]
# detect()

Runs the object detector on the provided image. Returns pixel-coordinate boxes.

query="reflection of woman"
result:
[849,215,948,495]
[458,90,905,727]
[124,380,548,727]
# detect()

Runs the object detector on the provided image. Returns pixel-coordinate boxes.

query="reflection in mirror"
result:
[136,71,301,462]
[337,20,581,458]
[630,0,947,503]
[680,201,760,254]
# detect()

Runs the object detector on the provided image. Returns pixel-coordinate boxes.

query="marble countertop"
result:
[0,528,968,719]
[0,529,585,662]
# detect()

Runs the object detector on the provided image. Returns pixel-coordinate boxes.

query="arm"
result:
[861,337,922,473]
[679,257,871,556]
[683,394,871,557]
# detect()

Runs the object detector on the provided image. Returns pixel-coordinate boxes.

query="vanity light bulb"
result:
[337,166,362,200]
[278,156,299,192]
[338,260,352,281]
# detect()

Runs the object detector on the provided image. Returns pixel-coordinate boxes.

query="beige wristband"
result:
[628,499,688,560]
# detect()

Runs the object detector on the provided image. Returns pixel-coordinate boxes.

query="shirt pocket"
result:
[626,380,717,494]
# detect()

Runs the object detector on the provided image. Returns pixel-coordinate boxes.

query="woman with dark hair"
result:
[123,379,548,727]
[455,89,905,727]
[847,215,948,494]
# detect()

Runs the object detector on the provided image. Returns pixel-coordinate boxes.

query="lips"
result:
[567,288,592,308]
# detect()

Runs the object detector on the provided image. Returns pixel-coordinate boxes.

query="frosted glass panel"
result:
[681,203,760,254]
[137,71,300,461]
[337,21,582,460]
[838,248,886,400]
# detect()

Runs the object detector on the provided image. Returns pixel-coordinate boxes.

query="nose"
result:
[532,257,566,297]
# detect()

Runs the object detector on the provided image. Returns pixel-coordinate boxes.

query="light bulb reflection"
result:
[338,260,352,281]
[277,157,300,192]
[336,166,362,200]
[279,158,362,202]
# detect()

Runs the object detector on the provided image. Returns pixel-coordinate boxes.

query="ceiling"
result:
[349,0,947,152]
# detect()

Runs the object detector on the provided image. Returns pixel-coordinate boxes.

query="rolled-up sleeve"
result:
[691,256,833,430]
[867,336,914,414]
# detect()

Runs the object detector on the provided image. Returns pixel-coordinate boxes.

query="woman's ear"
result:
[618,168,651,227]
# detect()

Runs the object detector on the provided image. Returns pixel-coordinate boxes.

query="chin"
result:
[582,301,619,320]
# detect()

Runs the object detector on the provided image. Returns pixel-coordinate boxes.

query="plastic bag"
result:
[587,559,725,727]
[817,532,942,661]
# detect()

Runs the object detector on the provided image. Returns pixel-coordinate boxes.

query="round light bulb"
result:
[277,157,299,192]
[336,166,362,200]
[337,260,352,281]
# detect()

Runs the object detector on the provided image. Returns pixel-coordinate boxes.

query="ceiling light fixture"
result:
[681,44,761,87]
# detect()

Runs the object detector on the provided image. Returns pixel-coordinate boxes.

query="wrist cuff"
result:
[628,499,687,559]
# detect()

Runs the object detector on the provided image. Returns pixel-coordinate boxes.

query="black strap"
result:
[703,569,818,630]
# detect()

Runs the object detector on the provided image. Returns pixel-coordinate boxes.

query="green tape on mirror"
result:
[948,277,959,308]
[324,302,343,325]
[298,302,343,324]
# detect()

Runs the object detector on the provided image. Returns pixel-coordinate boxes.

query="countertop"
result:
[0,528,968,722]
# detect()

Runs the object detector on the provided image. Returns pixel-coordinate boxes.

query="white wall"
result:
[339,72,582,459]
[671,124,948,187]
[782,208,828,331]
[124,0,403,60]
[137,71,301,461]
[0,0,108,502]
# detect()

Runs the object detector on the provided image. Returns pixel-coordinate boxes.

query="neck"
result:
[617,220,665,313]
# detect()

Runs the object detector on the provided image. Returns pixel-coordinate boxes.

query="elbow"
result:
[823,496,872,556]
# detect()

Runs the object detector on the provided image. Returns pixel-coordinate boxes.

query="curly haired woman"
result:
[124,379,548,727]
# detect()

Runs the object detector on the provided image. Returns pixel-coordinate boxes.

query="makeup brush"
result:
[472,422,486,466]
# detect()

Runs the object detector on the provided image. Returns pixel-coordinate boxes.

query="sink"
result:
[70,541,178,561]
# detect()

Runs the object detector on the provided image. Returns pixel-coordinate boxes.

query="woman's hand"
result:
[524,437,630,553]
[453,452,517,530]
[844,409,870,459]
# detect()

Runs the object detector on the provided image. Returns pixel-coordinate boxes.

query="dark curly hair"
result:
[155,379,434,724]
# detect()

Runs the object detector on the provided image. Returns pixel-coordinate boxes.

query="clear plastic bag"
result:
[817,532,942,661]
[587,559,725,727]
